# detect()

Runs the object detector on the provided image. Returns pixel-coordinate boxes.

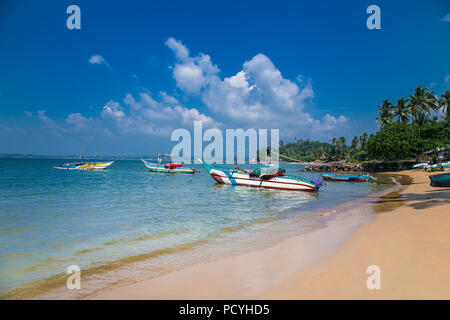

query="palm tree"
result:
[330,137,338,160]
[392,98,411,123]
[359,133,368,151]
[337,136,347,159]
[439,89,450,121]
[351,136,359,152]
[376,100,394,128]
[408,86,438,126]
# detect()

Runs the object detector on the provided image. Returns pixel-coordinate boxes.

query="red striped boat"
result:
[199,159,321,192]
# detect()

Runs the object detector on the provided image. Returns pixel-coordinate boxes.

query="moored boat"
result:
[429,172,450,187]
[53,161,114,170]
[412,162,428,169]
[425,161,450,172]
[199,159,321,192]
[141,159,195,174]
[320,172,375,182]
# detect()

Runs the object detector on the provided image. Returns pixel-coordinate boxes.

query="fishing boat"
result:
[412,162,428,169]
[199,159,322,192]
[429,172,450,187]
[425,161,450,172]
[141,154,195,174]
[320,172,375,182]
[53,161,114,170]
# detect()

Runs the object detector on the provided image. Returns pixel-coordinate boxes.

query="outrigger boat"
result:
[199,159,322,192]
[320,172,375,182]
[425,161,450,172]
[53,161,114,170]
[412,162,428,169]
[429,172,450,187]
[141,154,195,174]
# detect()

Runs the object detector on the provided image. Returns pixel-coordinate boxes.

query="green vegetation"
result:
[279,134,370,162]
[279,86,449,163]
[279,139,332,162]
[368,86,449,161]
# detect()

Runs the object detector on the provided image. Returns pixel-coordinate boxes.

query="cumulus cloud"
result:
[166,37,346,138]
[442,13,450,22]
[34,91,218,141]
[88,55,111,69]
[66,113,93,129]
[27,38,351,153]
[165,38,219,94]
[98,91,218,136]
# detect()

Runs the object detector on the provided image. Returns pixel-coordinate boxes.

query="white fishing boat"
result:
[411,162,428,169]
[199,159,321,192]
[141,154,195,174]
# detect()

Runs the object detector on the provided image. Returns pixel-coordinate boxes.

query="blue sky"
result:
[0,0,449,155]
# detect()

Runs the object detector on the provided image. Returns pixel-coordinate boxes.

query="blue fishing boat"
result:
[425,161,450,172]
[429,172,450,187]
[320,172,375,182]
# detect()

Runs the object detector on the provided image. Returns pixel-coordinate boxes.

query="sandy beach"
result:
[92,170,450,300]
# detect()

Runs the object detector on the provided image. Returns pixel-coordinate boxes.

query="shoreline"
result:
[89,172,423,300]
[263,170,450,299]
[1,167,393,300]
[91,170,449,300]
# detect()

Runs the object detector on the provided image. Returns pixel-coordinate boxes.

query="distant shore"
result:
[91,170,450,299]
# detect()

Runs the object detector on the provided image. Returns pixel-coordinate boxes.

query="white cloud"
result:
[24,111,32,117]
[88,55,111,69]
[445,75,450,85]
[442,13,450,22]
[98,91,218,136]
[166,38,344,138]
[101,101,125,119]
[165,38,190,62]
[165,38,219,94]
[38,110,68,136]
[26,38,352,152]
[32,90,218,141]
[316,114,349,131]
[66,113,93,129]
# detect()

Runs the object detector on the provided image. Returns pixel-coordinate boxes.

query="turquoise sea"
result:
[0,158,392,298]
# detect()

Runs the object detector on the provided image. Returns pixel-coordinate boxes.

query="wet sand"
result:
[92,170,450,300]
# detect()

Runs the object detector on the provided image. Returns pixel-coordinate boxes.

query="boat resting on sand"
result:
[320,172,375,182]
[429,172,450,187]
[412,162,428,169]
[199,159,322,192]
[425,161,450,172]
[141,159,195,174]
[54,161,114,170]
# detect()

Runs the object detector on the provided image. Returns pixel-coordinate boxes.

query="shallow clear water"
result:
[0,158,390,298]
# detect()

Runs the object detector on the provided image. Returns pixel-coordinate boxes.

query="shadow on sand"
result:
[371,188,450,213]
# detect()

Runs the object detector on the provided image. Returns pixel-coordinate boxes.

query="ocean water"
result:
[0,158,392,298]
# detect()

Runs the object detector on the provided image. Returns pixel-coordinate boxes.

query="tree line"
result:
[279,86,449,162]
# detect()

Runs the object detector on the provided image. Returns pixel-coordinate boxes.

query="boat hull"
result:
[200,160,318,192]
[429,172,450,187]
[320,173,373,182]
[412,162,428,169]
